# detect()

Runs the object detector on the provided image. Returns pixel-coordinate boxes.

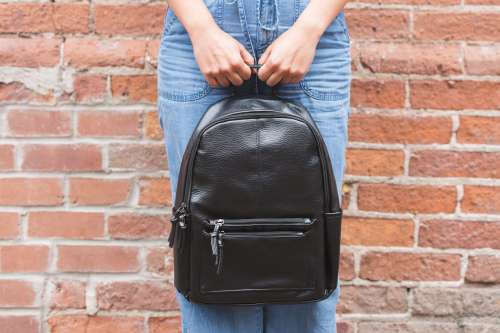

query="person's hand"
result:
[189,24,255,88]
[257,25,320,86]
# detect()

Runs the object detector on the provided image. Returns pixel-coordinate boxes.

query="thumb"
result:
[239,44,254,66]
[258,45,271,65]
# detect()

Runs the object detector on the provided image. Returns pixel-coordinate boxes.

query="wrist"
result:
[185,14,219,38]
[293,17,326,42]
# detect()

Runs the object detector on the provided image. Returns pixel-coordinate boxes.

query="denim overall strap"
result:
[230,0,279,96]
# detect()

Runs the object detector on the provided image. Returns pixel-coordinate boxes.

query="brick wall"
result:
[0,0,498,332]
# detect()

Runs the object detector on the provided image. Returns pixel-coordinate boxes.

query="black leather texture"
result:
[168,81,343,305]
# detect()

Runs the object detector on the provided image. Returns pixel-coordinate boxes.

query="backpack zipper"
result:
[168,201,188,251]
[206,217,310,275]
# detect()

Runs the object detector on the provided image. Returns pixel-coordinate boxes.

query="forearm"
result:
[294,0,350,40]
[166,0,219,37]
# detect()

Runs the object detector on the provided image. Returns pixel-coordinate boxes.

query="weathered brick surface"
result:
[412,288,500,317]
[419,220,500,249]
[465,256,500,284]
[337,286,408,314]
[96,281,178,311]
[360,252,461,281]
[0,0,498,331]
[342,217,414,247]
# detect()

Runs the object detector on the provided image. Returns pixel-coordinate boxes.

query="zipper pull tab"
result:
[168,202,188,249]
[216,231,224,275]
[209,219,224,274]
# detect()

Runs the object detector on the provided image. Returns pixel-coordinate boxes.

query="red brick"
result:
[97,281,177,311]
[28,211,104,239]
[146,247,173,277]
[108,144,167,171]
[410,150,500,178]
[58,245,139,273]
[465,0,500,4]
[0,245,49,273]
[341,184,350,210]
[351,79,405,109]
[0,213,19,239]
[360,252,461,281]
[0,178,63,206]
[346,9,409,40]
[149,316,181,333]
[69,178,131,206]
[0,144,14,170]
[412,288,500,316]
[7,110,71,137]
[464,45,500,75]
[359,42,460,75]
[0,82,54,104]
[0,316,38,333]
[462,186,500,214]
[95,4,167,35]
[340,251,355,281]
[22,144,102,172]
[420,220,500,249]
[346,148,404,176]
[65,39,146,69]
[0,3,89,33]
[50,280,86,310]
[458,116,500,144]
[73,75,107,103]
[77,111,141,137]
[410,80,500,110]
[145,110,163,140]
[147,40,161,66]
[466,255,500,283]
[0,280,36,307]
[337,286,408,314]
[337,322,355,333]
[342,217,414,247]
[109,214,169,240]
[414,12,500,41]
[138,177,172,207]
[48,315,143,333]
[111,75,157,103]
[358,322,461,333]
[349,115,452,144]
[0,38,60,67]
[358,184,456,213]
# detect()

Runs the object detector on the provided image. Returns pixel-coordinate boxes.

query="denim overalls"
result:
[157,0,351,332]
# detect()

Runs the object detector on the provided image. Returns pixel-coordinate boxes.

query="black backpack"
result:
[167,70,343,305]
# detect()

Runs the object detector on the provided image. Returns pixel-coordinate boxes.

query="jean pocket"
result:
[278,4,351,102]
[158,0,224,102]
[300,11,351,101]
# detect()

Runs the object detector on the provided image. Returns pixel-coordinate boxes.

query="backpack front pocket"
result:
[197,217,322,295]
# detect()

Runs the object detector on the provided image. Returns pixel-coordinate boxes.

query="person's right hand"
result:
[189,24,255,88]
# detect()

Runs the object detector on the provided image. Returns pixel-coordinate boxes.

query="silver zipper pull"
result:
[209,219,224,273]
[210,219,224,255]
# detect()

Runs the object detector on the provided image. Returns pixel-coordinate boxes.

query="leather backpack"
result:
[167,67,343,305]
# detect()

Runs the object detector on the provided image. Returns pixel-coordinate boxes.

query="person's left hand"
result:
[257,24,321,86]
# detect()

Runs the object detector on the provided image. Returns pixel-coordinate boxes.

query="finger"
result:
[239,44,254,66]
[236,46,253,80]
[257,47,273,81]
[258,46,271,65]
[207,76,219,88]
[226,70,244,86]
[215,74,230,87]
[266,71,284,87]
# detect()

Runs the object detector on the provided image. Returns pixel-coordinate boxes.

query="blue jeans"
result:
[157,0,351,332]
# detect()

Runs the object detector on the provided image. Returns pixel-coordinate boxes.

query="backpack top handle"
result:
[232,63,278,98]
